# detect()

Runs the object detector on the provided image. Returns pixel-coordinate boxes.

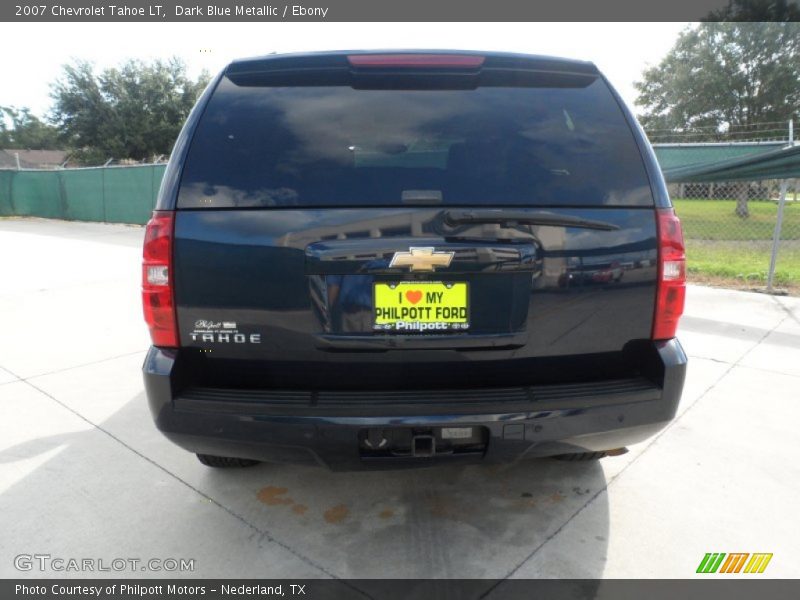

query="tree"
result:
[704,0,800,21]
[634,22,800,217]
[0,106,60,150]
[50,58,210,164]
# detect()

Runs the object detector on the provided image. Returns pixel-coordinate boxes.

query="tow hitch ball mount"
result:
[362,429,438,457]
[411,434,435,457]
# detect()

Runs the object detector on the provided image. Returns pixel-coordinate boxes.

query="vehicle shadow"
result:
[0,391,610,582]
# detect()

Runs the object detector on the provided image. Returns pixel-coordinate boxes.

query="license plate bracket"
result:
[373,281,469,333]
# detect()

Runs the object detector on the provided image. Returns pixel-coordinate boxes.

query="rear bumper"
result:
[143,340,687,470]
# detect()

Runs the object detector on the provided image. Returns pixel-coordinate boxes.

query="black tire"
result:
[196,454,260,468]
[551,451,608,462]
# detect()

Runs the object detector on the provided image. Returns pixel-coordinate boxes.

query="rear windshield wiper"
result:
[443,209,619,231]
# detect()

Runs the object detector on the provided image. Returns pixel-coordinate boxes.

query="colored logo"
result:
[696,553,773,574]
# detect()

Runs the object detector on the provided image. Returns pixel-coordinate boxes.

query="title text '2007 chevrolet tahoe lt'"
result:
[142,51,687,470]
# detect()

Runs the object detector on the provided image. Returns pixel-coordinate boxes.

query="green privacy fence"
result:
[2,144,799,226]
[0,164,167,225]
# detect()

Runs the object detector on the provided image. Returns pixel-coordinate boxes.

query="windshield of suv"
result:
[178,76,653,208]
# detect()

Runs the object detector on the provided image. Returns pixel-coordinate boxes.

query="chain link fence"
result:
[668,179,800,292]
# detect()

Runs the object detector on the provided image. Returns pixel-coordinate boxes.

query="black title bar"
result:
[3,0,800,22]
[4,579,800,600]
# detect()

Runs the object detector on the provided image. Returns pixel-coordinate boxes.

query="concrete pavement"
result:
[1,217,798,581]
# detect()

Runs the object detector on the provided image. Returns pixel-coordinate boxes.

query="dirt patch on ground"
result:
[324,504,349,524]
[256,486,294,506]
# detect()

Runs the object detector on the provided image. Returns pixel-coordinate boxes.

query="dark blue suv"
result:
[142,51,687,470]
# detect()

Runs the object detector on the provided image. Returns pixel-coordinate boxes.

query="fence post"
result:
[766,179,790,293]
[101,167,107,223]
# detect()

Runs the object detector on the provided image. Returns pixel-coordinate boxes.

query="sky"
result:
[0,22,691,118]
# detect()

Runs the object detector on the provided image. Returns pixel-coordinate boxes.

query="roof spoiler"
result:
[225,51,599,89]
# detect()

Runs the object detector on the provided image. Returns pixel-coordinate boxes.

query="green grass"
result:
[672,198,800,241]
[685,240,800,287]
[672,198,800,290]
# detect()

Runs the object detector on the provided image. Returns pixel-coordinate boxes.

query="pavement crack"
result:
[5,351,147,382]
[769,295,800,326]
[686,354,731,364]
[7,367,373,597]
[485,314,789,587]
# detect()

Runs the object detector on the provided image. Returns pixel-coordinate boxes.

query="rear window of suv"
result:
[178,74,653,208]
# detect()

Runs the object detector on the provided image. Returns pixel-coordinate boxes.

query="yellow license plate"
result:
[373,282,469,332]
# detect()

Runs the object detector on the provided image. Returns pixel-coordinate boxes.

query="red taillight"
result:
[142,211,178,347]
[347,54,485,68]
[652,208,686,340]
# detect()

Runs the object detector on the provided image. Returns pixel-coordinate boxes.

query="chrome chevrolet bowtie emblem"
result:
[389,247,454,272]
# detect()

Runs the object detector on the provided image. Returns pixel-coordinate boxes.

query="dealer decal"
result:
[189,319,261,344]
